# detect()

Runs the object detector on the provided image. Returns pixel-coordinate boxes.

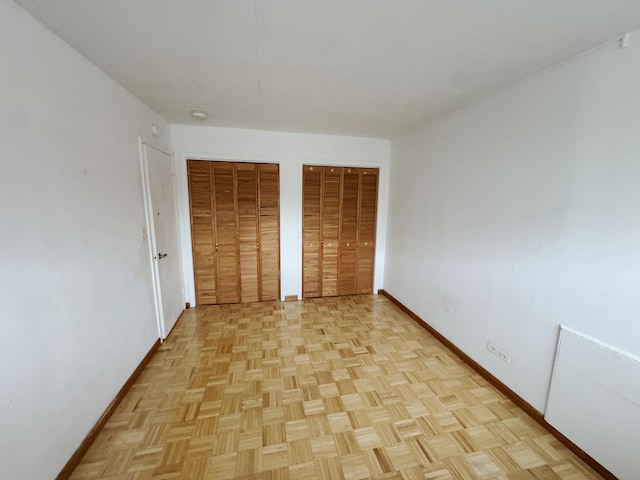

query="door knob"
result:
[156,253,168,259]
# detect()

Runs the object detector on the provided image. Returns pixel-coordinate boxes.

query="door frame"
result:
[139,138,182,340]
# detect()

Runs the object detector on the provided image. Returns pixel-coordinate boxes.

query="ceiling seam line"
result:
[315,1,368,101]
[253,0,262,126]
[139,0,206,106]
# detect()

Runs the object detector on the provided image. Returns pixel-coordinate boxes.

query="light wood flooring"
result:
[70,295,602,480]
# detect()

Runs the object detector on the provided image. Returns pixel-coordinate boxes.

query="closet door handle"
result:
[156,253,168,260]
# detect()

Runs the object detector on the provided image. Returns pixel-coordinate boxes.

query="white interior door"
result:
[142,142,184,339]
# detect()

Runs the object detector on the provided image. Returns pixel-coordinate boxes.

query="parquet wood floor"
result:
[69,295,602,480]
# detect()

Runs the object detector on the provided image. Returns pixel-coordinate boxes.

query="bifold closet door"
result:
[302,165,379,298]
[321,167,341,296]
[187,160,217,304]
[187,160,280,305]
[187,161,217,304]
[356,169,378,294]
[258,164,280,301]
[302,166,321,298]
[236,163,259,303]
[212,162,240,304]
[337,168,359,295]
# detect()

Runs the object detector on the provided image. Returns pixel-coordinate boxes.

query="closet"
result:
[187,160,280,305]
[302,165,379,298]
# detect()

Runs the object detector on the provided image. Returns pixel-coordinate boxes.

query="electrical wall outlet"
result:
[487,341,511,364]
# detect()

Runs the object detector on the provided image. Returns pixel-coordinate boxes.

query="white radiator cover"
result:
[545,326,640,479]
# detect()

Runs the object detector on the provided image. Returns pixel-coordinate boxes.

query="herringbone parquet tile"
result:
[69,295,602,480]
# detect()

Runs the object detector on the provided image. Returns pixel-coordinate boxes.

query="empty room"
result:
[2,1,640,479]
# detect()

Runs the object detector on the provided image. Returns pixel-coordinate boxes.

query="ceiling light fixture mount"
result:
[190,109,208,120]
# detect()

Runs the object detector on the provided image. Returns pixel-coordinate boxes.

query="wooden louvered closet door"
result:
[302,166,321,298]
[236,163,259,303]
[187,161,217,304]
[187,160,280,305]
[302,165,379,298]
[337,168,359,295]
[212,162,240,304]
[258,164,280,301]
[356,169,378,294]
[321,167,341,296]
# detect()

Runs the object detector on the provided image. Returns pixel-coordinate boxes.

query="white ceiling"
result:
[15,0,640,138]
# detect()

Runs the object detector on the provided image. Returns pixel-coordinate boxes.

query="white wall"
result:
[171,126,391,304]
[386,30,640,421]
[0,1,171,478]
